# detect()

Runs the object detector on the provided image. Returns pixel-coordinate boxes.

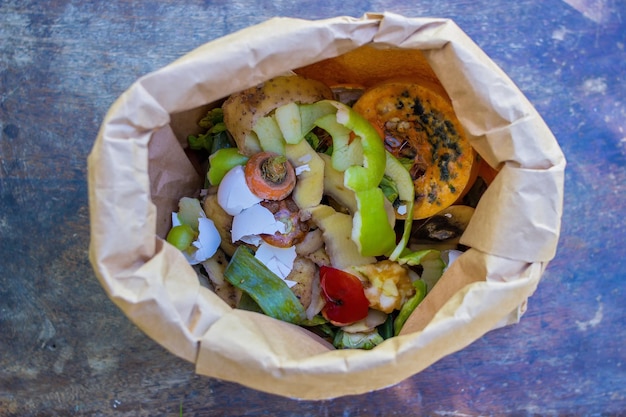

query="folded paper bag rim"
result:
[87,12,565,399]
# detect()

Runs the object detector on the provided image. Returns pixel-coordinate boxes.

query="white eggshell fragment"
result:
[217,165,262,216]
[170,210,221,265]
[443,249,463,272]
[231,203,286,244]
[186,217,221,265]
[295,163,310,176]
[255,243,297,286]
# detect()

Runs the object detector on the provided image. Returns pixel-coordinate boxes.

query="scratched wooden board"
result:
[1,0,624,415]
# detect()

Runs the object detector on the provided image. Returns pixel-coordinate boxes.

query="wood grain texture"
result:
[1,0,625,415]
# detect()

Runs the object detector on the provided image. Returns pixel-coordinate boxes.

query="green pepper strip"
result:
[317,101,396,257]
[384,150,415,261]
[394,280,427,336]
[313,113,363,171]
[207,148,249,186]
[332,102,386,191]
[352,188,396,257]
[397,248,441,266]
[224,246,306,325]
[377,313,395,340]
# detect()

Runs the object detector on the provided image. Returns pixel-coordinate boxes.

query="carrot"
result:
[244,151,296,200]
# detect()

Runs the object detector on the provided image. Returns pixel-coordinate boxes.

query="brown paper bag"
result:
[88,12,565,399]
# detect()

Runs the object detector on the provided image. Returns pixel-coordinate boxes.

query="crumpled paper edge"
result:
[197,252,545,399]
[87,11,565,399]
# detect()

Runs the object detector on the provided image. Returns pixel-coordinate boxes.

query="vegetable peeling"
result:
[166,73,492,350]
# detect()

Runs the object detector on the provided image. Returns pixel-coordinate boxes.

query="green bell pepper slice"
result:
[314,112,364,172]
[397,249,445,292]
[394,279,427,336]
[315,101,394,257]
[384,150,415,261]
[331,101,387,192]
[397,248,441,266]
[207,147,249,186]
[352,187,396,257]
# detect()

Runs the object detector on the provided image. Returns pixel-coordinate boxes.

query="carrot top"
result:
[244,151,296,201]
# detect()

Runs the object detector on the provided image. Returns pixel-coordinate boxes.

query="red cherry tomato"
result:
[320,266,370,325]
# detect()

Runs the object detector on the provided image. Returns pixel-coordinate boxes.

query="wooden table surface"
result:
[1,1,625,415]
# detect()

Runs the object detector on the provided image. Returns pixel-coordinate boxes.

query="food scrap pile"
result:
[166,74,494,349]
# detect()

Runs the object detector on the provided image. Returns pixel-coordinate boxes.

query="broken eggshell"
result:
[215,163,300,284]
[255,242,298,287]
[231,203,287,245]
[217,165,263,216]
[171,212,221,265]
